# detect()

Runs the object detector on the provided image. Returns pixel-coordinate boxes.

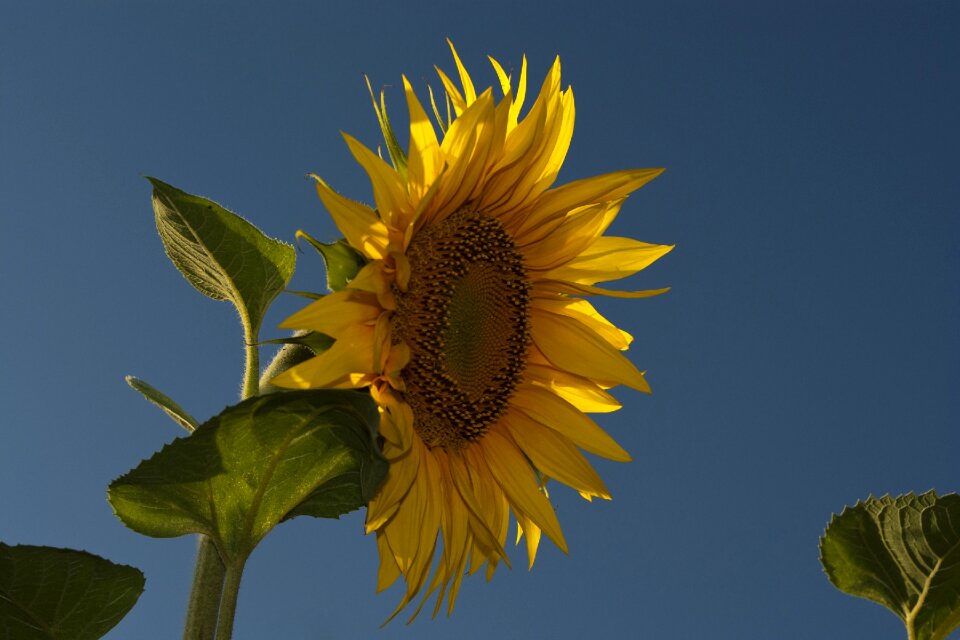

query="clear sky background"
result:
[2,2,957,638]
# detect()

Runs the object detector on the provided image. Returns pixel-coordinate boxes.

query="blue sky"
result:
[1,2,957,638]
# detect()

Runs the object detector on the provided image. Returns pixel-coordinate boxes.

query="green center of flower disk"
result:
[392,208,531,450]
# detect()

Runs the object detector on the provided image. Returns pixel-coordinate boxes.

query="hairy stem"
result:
[241,317,261,400]
[183,317,259,639]
[182,536,226,640]
[215,560,247,640]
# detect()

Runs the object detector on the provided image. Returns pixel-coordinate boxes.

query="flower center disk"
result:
[392,208,530,449]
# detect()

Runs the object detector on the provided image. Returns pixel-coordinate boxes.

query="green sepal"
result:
[148,177,296,336]
[125,375,198,432]
[0,543,144,640]
[295,231,366,292]
[284,289,325,300]
[365,75,408,180]
[260,331,334,355]
[820,491,960,640]
[107,390,387,564]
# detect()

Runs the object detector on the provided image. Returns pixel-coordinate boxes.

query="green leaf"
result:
[820,491,960,640]
[148,177,296,336]
[107,390,387,564]
[125,375,198,432]
[0,544,144,640]
[295,231,366,292]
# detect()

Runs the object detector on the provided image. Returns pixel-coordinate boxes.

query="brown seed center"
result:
[391,208,530,449]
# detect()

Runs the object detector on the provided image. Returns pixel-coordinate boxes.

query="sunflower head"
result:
[272,40,672,622]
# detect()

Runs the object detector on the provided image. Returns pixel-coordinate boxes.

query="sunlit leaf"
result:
[107,390,387,563]
[148,177,296,335]
[125,375,198,432]
[295,231,366,292]
[0,544,144,640]
[820,491,960,640]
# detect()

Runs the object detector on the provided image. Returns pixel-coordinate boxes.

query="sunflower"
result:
[272,40,672,621]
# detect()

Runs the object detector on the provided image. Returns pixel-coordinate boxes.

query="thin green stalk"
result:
[241,317,260,401]
[183,318,259,639]
[182,536,225,640]
[215,560,247,640]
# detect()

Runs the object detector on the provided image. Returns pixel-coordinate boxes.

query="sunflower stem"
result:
[182,536,226,640]
[214,560,247,640]
[183,317,259,639]
[241,316,261,400]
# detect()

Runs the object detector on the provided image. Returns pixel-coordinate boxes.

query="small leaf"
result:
[295,231,366,292]
[148,177,296,335]
[107,390,387,563]
[0,543,144,640]
[125,375,198,432]
[820,491,960,640]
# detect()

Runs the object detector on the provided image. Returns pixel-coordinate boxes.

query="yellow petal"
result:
[521,200,622,270]
[381,440,442,622]
[446,39,476,106]
[376,532,401,591]
[532,86,576,195]
[446,449,508,564]
[488,87,568,217]
[434,66,467,117]
[532,295,632,350]
[342,133,409,226]
[269,324,376,389]
[403,75,442,198]
[509,55,528,133]
[419,450,474,618]
[532,307,650,392]
[544,237,675,285]
[311,176,389,260]
[514,510,542,570]
[524,363,622,413]
[516,168,663,242]
[479,429,568,553]
[510,383,632,462]
[479,60,556,207]
[369,384,413,453]
[278,289,380,337]
[366,440,419,531]
[488,56,511,96]
[503,55,560,170]
[534,280,671,299]
[346,260,396,310]
[433,90,496,215]
[503,409,611,500]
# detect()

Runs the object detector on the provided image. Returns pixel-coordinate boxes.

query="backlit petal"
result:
[532,307,650,392]
[510,383,632,462]
[311,176,389,260]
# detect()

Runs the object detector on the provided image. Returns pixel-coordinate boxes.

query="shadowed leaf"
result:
[107,390,387,563]
[0,544,144,640]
